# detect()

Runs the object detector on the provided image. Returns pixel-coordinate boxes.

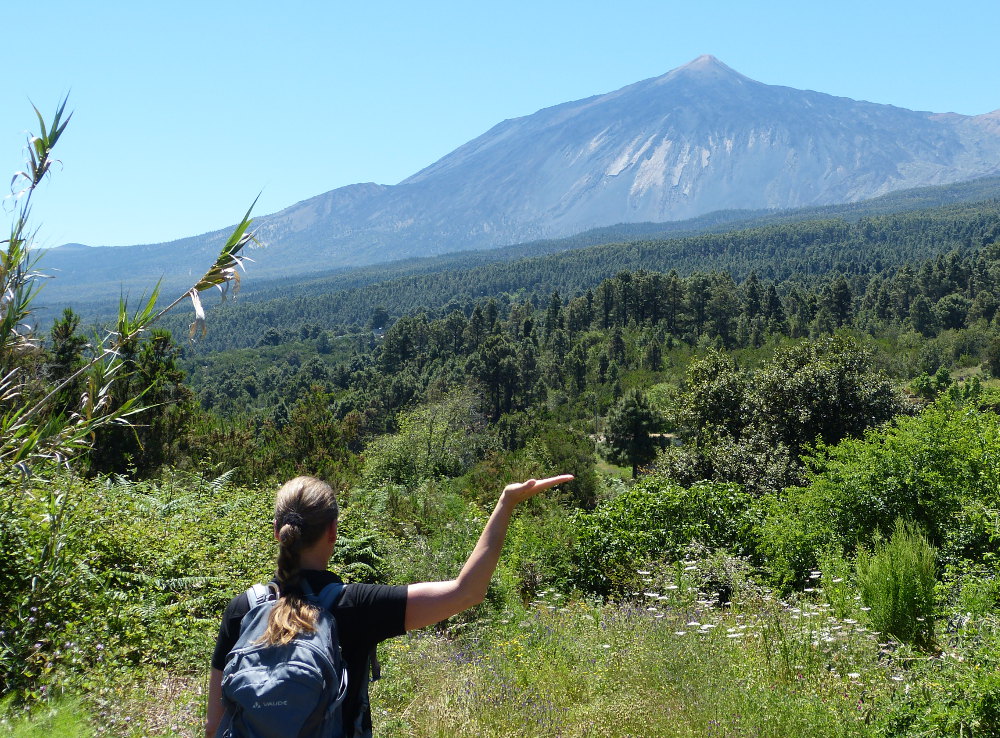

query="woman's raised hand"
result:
[500,475,575,506]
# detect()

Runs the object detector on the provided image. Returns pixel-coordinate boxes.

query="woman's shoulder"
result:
[229,571,406,612]
[335,582,409,643]
[220,586,256,628]
[338,581,409,610]
[300,570,406,600]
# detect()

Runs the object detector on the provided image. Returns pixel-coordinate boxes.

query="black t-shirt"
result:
[212,570,408,736]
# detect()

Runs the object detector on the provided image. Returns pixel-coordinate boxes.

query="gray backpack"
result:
[216,580,348,738]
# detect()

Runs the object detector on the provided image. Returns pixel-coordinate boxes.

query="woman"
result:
[206,473,572,737]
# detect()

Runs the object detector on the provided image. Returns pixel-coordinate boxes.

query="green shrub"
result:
[816,544,860,619]
[910,366,952,400]
[938,555,1000,624]
[361,392,485,485]
[760,396,1000,584]
[855,519,936,648]
[0,468,276,704]
[572,475,759,594]
[526,423,599,509]
[503,500,581,600]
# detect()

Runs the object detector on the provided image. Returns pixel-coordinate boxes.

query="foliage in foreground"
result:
[0,697,94,737]
[12,584,1000,738]
[369,590,1000,738]
[1,99,256,478]
[0,346,1000,738]
[760,394,1000,584]
[0,470,275,701]
[571,478,757,595]
[7,407,1000,735]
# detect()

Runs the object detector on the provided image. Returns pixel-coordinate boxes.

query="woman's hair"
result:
[259,476,340,646]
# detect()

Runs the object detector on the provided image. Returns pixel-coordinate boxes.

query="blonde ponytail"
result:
[259,477,339,646]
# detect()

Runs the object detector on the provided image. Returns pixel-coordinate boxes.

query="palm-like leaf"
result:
[191,197,258,296]
[0,99,258,471]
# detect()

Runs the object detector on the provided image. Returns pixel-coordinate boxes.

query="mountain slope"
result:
[391,55,999,238]
[152,195,1000,354]
[41,56,1000,305]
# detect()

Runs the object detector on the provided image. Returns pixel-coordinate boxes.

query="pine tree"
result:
[606,389,663,478]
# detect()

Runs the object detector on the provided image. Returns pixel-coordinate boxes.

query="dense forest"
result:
[138,196,1000,354]
[7,106,1000,737]
[143,217,1000,490]
[55,174,1000,320]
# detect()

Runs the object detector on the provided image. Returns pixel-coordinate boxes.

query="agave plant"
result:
[0,98,258,472]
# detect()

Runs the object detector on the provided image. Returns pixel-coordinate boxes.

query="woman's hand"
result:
[500,475,575,506]
[404,472,575,631]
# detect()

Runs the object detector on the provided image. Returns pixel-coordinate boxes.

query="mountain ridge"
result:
[41,56,1000,305]
[46,175,1000,317]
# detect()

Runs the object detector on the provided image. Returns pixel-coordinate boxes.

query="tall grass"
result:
[371,590,890,737]
[0,698,94,737]
[855,519,937,648]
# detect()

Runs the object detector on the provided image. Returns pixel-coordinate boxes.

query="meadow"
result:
[6,396,1000,738]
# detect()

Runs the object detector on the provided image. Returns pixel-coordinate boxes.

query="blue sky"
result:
[4,0,999,247]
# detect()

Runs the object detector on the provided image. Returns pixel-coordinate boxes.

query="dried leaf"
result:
[187,288,206,341]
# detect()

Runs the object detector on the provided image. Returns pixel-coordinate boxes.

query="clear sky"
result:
[4,0,999,248]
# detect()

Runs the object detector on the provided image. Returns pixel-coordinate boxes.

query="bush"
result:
[0,469,275,703]
[855,519,936,648]
[572,475,759,594]
[666,336,903,494]
[361,393,485,485]
[759,396,1000,585]
[526,423,599,509]
[910,366,952,400]
[503,500,581,600]
[941,558,1000,622]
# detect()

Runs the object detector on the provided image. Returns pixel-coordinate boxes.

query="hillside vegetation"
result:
[136,195,1000,354]
[48,175,1000,328]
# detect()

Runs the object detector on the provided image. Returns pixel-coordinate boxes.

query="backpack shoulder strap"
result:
[245,582,277,609]
[317,581,346,611]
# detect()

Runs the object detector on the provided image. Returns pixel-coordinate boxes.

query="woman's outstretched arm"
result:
[403,475,573,631]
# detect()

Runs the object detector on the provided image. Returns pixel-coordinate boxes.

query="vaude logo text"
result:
[252,700,289,709]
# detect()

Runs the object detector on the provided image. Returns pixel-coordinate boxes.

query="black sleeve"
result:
[211,593,250,671]
[336,584,408,647]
